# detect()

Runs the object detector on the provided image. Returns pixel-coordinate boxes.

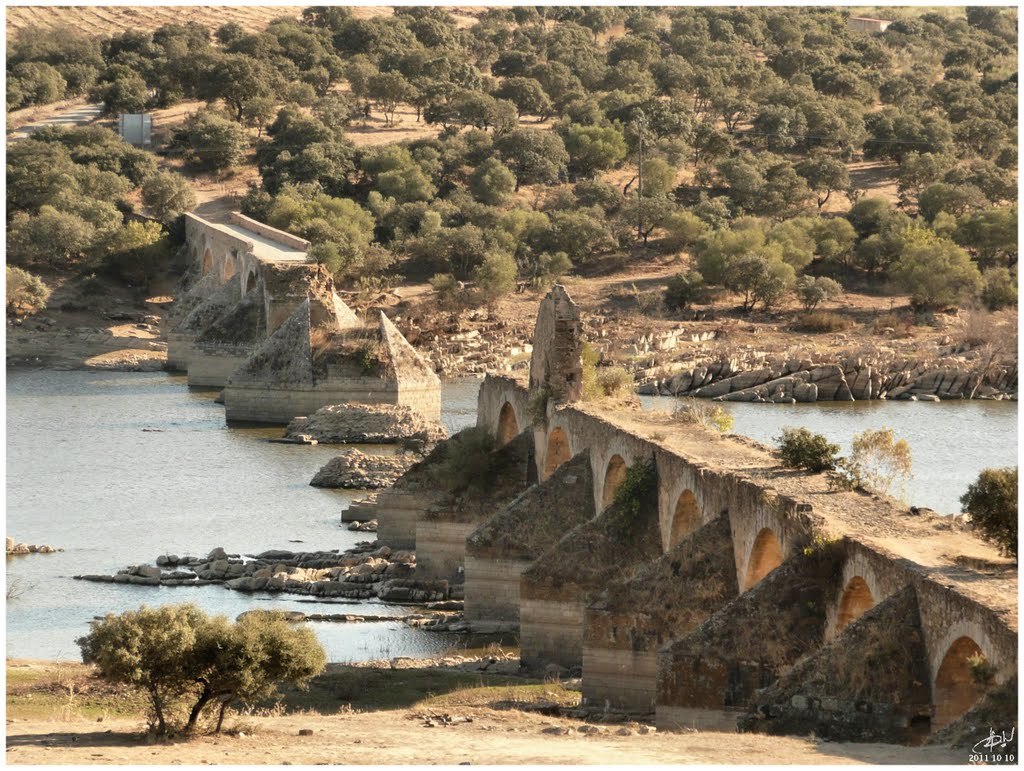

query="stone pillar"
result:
[529,285,584,404]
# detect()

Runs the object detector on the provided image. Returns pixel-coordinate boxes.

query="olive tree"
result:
[141,171,197,223]
[961,467,1017,559]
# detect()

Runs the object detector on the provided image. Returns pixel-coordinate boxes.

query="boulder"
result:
[137,565,162,579]
[207,547,228,561]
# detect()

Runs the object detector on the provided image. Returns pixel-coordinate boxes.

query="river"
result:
[6,370,1017,660]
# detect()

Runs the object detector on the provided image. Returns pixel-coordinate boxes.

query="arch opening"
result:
[933,636,986,730]
[496,402,519,446]
[669,489,701,548]
[222,254,237,281]
[202,248,213,276]
[601,454,627,509]
[836,576,874,633]
[744,527,783,590]
[241,268,257,297]
[543,428,570,480]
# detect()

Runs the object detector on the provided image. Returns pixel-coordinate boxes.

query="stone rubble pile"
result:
[74,543,453,602]
[398,309,533,377]
[285,403,448,444]
[637,349,1017,403]
[311,450,414,489]
[6,537,62,555]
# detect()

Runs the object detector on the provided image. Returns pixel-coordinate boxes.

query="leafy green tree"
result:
[954,208,1018,270]
[663,211,708,249]
[917,183,987,222]
[495,129,568,188]
[367,71,414,126]
[767,218,816,272]
[79,604,325,735]
[810,217,857,267]
[141,171,197,223]
[564,124,627,178]
[201,53,274,122]
[724,253,794,312]
[776,427,840,473]
[183,109,247,171]
[469,158,516,206]
[361,145,436,203]
[266,189,376,268]
[9,61,66,106]
[99,220,171,285]
[493,77,552,119]
[543,208,612,262]
[8,206,96,267]
[961,467,1017,559]
[846,196,894,239]
[694,224,765,285]
[795,154,850,209]
[6,266,51,318]
[533,251,572,288]
[93,72,149,115]
[474,251,518,304]
[891,238,983,311]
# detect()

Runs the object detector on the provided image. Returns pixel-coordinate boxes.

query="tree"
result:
[367,71,414,126]
[846,428,912,499]
[79,604,326,735]
[724,253,794,312]
[361,145,436,203]
[10,61,66,106]
[93,72,148,115]
[890,239,983,311]
[493,77,552,119]
[961,467,1017,559]
[8,206,96,267]
[99,220,170,284]
[473,251,518,304]
[795,275,843,311]
[6,267,51,318]
[183,109,247,171]
[468,158,516,206]
[663,211,707,249]
[495,129,568,187]
[564,124,627,178]
[266,189,376,266]
[917,183,987,223]
[141,171,197,223]
[202,54,273,122]
[795,154,850,209]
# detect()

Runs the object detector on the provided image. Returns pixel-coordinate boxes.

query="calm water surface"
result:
[642,395,1018,514]
[7,370,1017,659]
[6,370,483,660]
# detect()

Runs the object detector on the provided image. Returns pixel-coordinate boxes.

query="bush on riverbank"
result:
[776,428,840,473]
[78,604,325,736]
[961,467,1018,560]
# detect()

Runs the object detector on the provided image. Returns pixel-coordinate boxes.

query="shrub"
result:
[890,239,983,311]
[78,604,325,735]
[794,311,853,333]
[613,458,658,519]
[430,273,465,312]
[795,275,843,311]
[534,251,572,289]
[981,267,1017,311]
[871,311,914,337]
[526,386,551,426]
[6,266,51,318]
[594,366,633,398]
[473,251,518,305]
[434,427,497,492]
[663,270,706,312]
[673,399,733,433]
[140,171,197,223]
[776,427,840,473]
[832,428,912,499]
[961,467,1017,559]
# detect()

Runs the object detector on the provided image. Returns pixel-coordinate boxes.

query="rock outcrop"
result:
[310,450,416,489]
[286,403,448,445]
[6,537,62,555]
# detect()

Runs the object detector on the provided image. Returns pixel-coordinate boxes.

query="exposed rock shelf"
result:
[74,543,453,602]
[6,537,62,555]
[285,403,448,444]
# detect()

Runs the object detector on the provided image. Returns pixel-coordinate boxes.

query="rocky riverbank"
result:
[74,543,457,602]
[310,450,415,489]
[6,537,62,555]
[636,346,1017,403]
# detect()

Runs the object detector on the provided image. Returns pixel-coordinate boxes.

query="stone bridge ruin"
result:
[367,285,1017,746]
[168,212,440,424]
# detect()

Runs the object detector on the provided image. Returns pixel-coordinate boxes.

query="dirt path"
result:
[5,711,966,765]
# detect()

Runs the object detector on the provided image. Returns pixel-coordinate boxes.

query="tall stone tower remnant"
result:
[528,285,584,404]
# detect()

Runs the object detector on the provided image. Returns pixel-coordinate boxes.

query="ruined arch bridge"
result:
[364,286,1017,747]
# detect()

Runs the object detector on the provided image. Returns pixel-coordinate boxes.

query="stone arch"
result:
[744,527,783,590]
[601,454,627,509]
[202,248,213,276]
[933,636,986,730]
[241,267,257,297]
[543,427,571,480]
[222,253,237,281]
[668,489,701,548]
[836,576,874,633]
[496,402,520,446]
